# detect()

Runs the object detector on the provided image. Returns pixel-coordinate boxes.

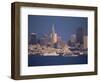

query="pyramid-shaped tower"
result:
[51,24,57,44]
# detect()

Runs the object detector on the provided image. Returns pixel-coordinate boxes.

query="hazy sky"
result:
[28,15,87,41]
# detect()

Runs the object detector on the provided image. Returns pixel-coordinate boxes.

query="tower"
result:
[51,24,57,47]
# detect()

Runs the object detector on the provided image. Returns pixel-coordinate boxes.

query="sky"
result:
[28,15,87,41]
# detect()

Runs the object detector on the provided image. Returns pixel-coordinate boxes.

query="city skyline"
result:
[28,15,88,66]
[28,15,88,41]
[29,25,87,49]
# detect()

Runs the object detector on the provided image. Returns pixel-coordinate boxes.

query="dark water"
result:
[28,55,87,66]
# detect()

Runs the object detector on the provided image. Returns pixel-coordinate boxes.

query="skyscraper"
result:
[69,34,76,47]
[76,27,84,44]
[83,36,87,49]
[50,24,57,47]
[70,34,76,43]
[29,33,37,44]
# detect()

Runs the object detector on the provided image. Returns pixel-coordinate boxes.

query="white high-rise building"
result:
[51,24,57,44]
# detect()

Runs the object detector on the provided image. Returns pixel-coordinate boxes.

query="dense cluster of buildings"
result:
[68,27,87,50]
[28,25,87,56]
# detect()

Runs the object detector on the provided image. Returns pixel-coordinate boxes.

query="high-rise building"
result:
[76,27,84,44]
[70,34,76,43]
[29,33,37,44]
[69,34,76,47]
[83,36,87,49]
[50,24,57,47]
